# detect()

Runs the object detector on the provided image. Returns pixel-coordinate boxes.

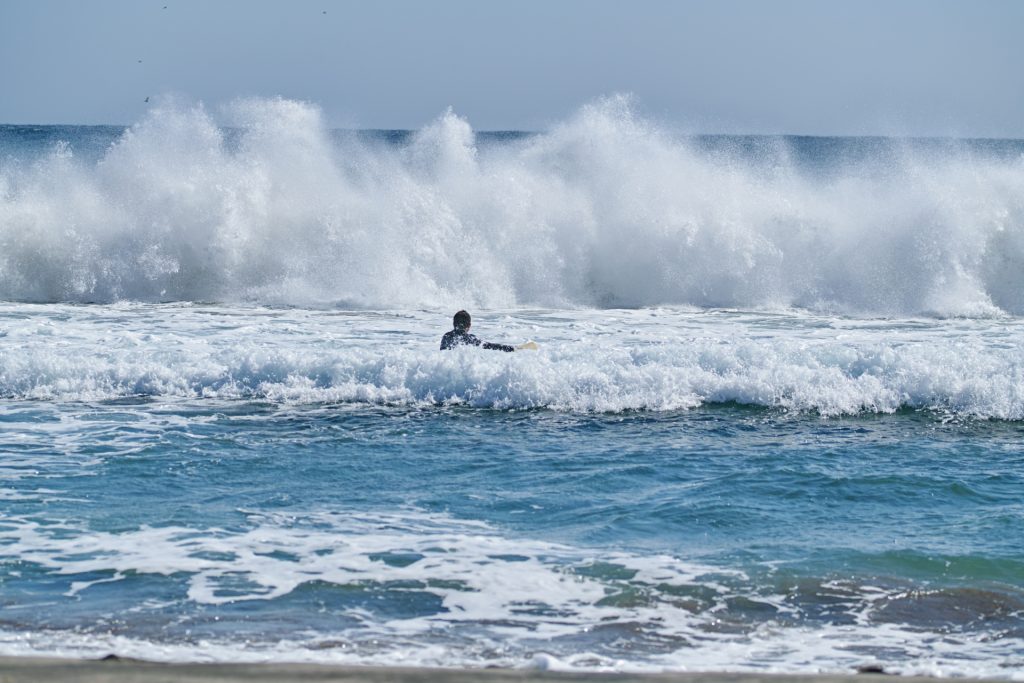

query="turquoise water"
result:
[3,396,1022,672]
[1,101,1023,676]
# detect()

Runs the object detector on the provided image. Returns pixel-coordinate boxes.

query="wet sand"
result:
[0,657,1003,683]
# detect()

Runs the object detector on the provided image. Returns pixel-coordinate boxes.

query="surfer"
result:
[440,310,515,352]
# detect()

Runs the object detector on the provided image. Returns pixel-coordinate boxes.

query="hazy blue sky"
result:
[1,0,1022,136]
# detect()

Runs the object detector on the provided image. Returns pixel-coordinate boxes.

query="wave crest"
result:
[2,97,1023,315]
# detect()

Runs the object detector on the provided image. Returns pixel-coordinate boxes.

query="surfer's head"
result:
[453,310,471,332]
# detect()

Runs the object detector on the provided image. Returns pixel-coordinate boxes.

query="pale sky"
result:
[1,0,1022,137]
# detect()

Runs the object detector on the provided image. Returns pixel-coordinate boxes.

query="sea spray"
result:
[1,96,1023,314]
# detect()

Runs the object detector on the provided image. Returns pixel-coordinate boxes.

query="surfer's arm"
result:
[483,342,515,352]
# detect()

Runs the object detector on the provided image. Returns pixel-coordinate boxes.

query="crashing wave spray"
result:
[1,96,1023,315]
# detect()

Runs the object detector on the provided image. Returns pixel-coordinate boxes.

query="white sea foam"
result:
[1,97,1023,315]
[0,509,1020,677]
[0,304,1022,418]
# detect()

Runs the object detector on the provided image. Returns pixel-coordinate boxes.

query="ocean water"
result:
[0,98,1023,678]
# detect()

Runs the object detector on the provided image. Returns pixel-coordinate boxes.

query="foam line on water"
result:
[0,509,1021,677]
[1,96,1023,315]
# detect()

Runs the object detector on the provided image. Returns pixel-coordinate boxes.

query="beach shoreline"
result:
[0,657,1008,683]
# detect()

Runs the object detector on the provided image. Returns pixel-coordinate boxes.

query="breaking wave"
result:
[1,305,1022,418]
[2,96,1023,315]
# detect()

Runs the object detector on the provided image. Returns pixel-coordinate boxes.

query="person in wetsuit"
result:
[440,310,514,352]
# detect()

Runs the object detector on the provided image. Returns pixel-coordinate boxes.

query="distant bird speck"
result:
[144,96,150,103]
[138,59,143,63]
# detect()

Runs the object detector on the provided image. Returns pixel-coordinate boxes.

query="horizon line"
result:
[1,122,1022,143]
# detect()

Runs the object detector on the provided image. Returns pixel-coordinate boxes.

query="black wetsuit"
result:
[440,329,514,352]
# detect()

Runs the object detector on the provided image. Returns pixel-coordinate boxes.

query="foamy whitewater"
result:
[0,98,1022,678]
[3,95,1024,314]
